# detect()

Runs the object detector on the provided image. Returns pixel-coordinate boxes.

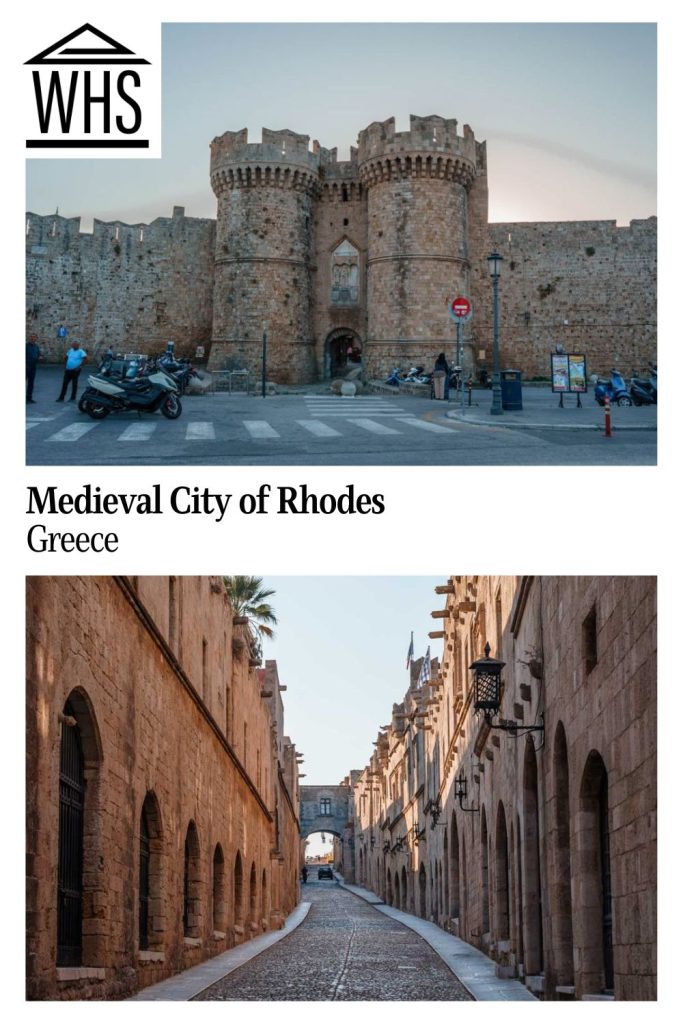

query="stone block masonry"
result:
[26,207,215,362]
[26,115,656,382]
[25,576,301,1000]
[348,576,656,1001]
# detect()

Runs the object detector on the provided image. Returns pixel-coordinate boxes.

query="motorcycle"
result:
[594,369,632,407]
[385,368,403,387]
[159,357,200,394]
[449,366,462,390]
[79,368,182,419]
[629,366,657,406]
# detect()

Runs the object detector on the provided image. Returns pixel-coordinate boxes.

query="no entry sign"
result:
[449,296,472,322]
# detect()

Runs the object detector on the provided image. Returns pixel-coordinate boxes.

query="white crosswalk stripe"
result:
[243,420,281,439]
[296,420,342,437]
[47,422,99,442]
[26,422,41,430]
[349,418,401,435]
[397,417,455,434]
[186,421,216,440]
[118,423,157,441]
[305,397,408,418]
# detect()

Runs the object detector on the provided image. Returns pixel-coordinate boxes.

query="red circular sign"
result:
[450,296,471,318]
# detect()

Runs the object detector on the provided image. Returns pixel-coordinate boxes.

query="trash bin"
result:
[500,369,523,411]
[433,370,446,400]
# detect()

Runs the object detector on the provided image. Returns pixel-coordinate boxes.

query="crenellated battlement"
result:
[210,126,334,195]
[357,114,479,164]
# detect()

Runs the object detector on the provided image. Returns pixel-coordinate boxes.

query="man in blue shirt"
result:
[57,340,88,402]
[26,335,40,403]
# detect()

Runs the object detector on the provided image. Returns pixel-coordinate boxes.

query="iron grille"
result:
[139,811,150,950]
[57,702,84,967]
[475,669,500,711]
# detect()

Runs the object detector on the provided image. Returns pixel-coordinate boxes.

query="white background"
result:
[6,0,679,1018]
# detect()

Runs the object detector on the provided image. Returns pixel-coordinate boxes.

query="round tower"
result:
[209,128,321,383]
[358,115,482,378]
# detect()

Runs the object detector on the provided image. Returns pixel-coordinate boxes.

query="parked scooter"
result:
[385,368,403,387]
[629,365,657,406]
[594,369,632,407]
[79,367,182,419]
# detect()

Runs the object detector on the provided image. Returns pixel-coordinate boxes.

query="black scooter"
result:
[629,366,657,406]
[79,368,182,419]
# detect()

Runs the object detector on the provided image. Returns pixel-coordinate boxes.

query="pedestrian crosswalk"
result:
[27,398,458,446]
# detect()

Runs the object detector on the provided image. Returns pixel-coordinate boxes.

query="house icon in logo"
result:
[25,23,152,149]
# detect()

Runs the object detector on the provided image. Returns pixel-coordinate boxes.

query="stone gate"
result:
[300,784,351,839]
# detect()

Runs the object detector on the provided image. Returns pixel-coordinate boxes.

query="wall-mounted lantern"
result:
[425,797,442,829]
[411,822,426,846]
[470,642,544,736]
[455,772,480,813]
[382,839,391,855]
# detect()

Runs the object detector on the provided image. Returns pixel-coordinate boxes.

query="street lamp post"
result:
[487,252,504,415]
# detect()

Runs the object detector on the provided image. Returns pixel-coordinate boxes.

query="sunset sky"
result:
[26,22,656,231]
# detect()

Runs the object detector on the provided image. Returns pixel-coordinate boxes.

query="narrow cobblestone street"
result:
[194,881,472,1001]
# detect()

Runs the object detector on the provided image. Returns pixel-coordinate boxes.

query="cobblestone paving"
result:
[194,881,472,1001]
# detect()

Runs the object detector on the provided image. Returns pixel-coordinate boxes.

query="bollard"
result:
[604,396,612,437]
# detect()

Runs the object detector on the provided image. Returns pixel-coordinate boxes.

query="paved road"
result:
[194,881,471,1001]
[26,369,656,466]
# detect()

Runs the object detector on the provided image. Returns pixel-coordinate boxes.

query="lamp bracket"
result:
[484,711,544,737]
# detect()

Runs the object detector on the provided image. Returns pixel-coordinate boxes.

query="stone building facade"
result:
[25,576,300,1000]
[299,782,354,876]
[26,115,656,383]
[348,576,656,1001]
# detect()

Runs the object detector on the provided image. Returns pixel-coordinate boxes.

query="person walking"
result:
[56,339,88,402]
[26,335,40,403]
[433,351,450,400]
[301,865,308,884]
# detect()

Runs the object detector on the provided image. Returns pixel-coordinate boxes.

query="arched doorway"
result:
[56,690,103,968]
[578,750,614,995]
[495,802,510,942]
[418,863,427,918]
[481,806,491,937]
[523,737,544,975]
[139,791,164,951]
[324,328,362,379]
[552,722,575,988]
[449,812,460,922]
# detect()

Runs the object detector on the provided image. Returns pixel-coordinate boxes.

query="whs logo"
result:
[24,22,160,157]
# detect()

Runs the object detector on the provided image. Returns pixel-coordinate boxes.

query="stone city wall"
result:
[26,576,300,1000]
[26,117,657,382]
[25,207,215,362]
[469,219,658,379]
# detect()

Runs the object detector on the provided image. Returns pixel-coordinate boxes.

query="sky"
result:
[26,22,656,230]
[264,576,443,783]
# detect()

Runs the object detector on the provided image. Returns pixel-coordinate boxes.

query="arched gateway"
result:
[300,784,354,878]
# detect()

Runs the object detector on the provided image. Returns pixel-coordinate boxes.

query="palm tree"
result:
[222,576,278,641]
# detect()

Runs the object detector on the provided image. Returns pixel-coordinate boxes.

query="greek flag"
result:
[418,646,431,687]
[406,631,414,668]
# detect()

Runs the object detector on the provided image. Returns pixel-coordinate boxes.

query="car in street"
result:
[318,865,334,880]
